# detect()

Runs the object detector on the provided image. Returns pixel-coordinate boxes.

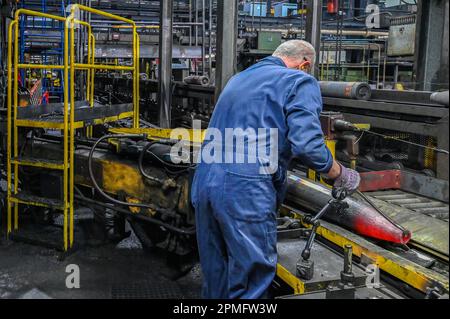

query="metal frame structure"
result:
[18,1,71,103]
[7,6,140,251]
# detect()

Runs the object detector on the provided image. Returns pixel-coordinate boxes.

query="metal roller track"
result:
[365,190,449,263]
[366,190,449,222]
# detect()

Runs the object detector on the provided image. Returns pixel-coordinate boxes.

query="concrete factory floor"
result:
[0,229,202,299]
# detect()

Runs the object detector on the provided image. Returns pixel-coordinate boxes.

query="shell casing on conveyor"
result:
[183,75,210,86]
[430,90,449,107]
[319,81,372,100]
[286,174,412,244]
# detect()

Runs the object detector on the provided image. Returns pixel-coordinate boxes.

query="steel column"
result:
[158,0,173,128]
[305,0,322,78]
[215,0,238,100]
[414,0,449,91]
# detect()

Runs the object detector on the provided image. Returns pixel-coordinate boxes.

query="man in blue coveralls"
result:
[191,40,360,299]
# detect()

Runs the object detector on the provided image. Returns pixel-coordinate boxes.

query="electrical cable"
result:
[143,145,197,169]
[353,130,365,145]
[138,140,166,184]
[88,134,168,211]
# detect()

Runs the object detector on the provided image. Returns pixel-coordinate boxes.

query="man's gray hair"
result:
[272,40,316,63]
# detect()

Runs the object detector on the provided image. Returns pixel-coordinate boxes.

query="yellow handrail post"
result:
[90,34,96,107]
[86,31,92,137]
[6,20,17,234]
[133,29,136,127]
[135,31,140,128]
[73,19,93,138]
[86,27,92,106]
[87,33,96,137]
[13,19,19,230]
[69,17,76,248]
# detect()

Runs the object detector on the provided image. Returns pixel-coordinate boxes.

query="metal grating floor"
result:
[111,281,185,299]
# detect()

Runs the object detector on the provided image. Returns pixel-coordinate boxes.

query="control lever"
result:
[296,187,349,280]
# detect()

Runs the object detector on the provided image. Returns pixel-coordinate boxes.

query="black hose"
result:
[138,141,165,184]
[74,194,196,236]
[88,134,166,211]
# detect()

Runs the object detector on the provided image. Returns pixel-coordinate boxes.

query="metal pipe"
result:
[184,75,210,86]
[195,0,198,74]
[202,0,206,75]
[74,63,134,71]
[107,22,203,29]
[208,0,213,80]
[158,0,173,128]
[252,0,255,30]
[246,27,389,37]
[319,81,372,100]
[431,91,449,107]
[189,0,193,73]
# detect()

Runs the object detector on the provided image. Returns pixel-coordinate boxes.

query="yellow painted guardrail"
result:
[7,6,140,251]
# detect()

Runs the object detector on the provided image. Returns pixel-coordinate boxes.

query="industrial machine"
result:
[0,1,448,300]
[4,93,448,299]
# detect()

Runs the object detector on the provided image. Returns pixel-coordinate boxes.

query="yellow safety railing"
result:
[7,7,140,251]
[6,20,17,234]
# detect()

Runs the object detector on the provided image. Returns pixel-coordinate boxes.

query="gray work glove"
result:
[334,163,361,194]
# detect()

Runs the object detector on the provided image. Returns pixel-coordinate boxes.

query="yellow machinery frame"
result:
[7,6,140,251]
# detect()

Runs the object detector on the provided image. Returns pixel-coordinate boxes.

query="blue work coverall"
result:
[191,56,334,299]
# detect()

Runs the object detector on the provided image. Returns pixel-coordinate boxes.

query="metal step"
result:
[12,157,66,170]
[8,225,65,251]
[9,192,65,210]
[111,281,185,299]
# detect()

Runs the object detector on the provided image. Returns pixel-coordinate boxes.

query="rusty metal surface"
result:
[388,23,416,56]
[359,170,449,203]
[359,170,402,192]
[400,171,449,203]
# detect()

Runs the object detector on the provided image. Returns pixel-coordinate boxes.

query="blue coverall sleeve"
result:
[284,75,334,173]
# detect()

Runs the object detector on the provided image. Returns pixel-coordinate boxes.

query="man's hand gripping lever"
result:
[296,187,350,280]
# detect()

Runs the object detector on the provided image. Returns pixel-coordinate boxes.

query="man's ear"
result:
[299,60,311,72]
